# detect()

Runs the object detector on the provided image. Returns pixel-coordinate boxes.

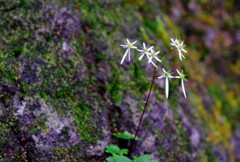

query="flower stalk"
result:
[134,67,157,140]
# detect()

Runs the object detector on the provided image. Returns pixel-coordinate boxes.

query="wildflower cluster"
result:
[120,39,162,68]
[120,38,188,99]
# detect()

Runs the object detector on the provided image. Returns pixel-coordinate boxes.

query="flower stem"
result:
[134,67,157,140]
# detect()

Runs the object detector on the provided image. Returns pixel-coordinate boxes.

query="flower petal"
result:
[148,46,154,51]
[176,69,181,75]
[178,50,183,60]
[155,57,162,62]
[139,54,144,60]
[182,48,187,53]
[174,76,181,78]
[150,61,158,68]
[162,68,166,73]
[181,79,187,98]
[128,49,131,61]
[132,40,137,45]
[120,49,129,64]
[143,42,146,48]
[166,78,169,98]
[120,45,128,48]
[181,53,185,59]
[148,57,153,63]
[158,75,165,79]
[132,46,137,49]
[146,52,150,59]
[168,74,174,79]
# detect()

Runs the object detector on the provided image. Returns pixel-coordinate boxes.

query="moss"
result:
[207,84,239,127]
[52,146,68,158]
[143,15,158,35]
[0,123,10,144]
[175,119,190,150]
[0,0,104,147]
[96,53,108,61]
[195,149,218,162]
[73,103,90,138]
[205,145,220,162]
[157,147,164,155]
[108,76,122,103]
[126,61,150,99]
[38,115,47,131]
[107,63,122,103]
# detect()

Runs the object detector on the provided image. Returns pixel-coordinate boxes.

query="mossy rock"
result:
[0,0,239,161]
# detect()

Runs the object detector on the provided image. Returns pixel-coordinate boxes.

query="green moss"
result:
[96,53,107,61]
[108,77,122,103]
[38,115,47,131]
[207,84,239,128]
[52,146,68,158]
[71,102,100,143]
[107,62,122,103]
[0,0,105,146]
[0,123,9,143]
[157,147,164,155]
[127,62,149,98]
[205,145,220,162]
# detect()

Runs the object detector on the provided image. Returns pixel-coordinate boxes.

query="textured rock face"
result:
[9,94,80,160]
[0,0,239,161]
[0,1,110,161]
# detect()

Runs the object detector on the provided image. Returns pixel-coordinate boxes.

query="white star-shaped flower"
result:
[158,68,174,98]
[175,69,187,98]
[120,39,137,64]
[148,48,162,68]
[170,38,187,60]
[137,42,153,61]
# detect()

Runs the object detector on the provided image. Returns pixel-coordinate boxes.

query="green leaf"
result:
[114,131,135,140]
[117,149,128,155]
[133,154,158,162]
[105,144,128,155]
[107,154,132,162]
[106,156,115,162]
[106,145,120,155]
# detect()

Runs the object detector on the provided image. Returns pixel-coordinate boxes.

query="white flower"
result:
[120,39,137,64]
[158,68,174,98]
[170,38,187,60]
[175,69,187,98]
[137,42,153,61]
[148,48,162,68]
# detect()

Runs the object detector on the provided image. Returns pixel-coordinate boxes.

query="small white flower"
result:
[158,68,174,98]
[175,69,187,98]
[170,37,187,60]
[148,48,162,68]
[120,39,137,64]
[137,42,153,61]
